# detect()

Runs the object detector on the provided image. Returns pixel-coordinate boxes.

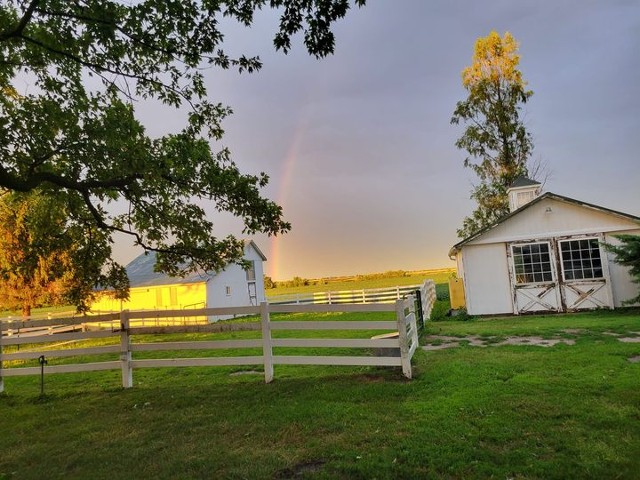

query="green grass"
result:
[1,310,639,479]
[267,269,455,296]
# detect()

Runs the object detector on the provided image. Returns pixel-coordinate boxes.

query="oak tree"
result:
[0,0,365,307]
[451,31,535,238]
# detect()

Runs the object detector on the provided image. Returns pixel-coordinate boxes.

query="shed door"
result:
[557,237,612,310]
[508,237,613,314]
[509,241,561,314]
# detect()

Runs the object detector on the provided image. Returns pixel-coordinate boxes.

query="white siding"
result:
[604,229,640,307]
[467,198,639,246]
[206,243,266,320]
[462,243,513,315]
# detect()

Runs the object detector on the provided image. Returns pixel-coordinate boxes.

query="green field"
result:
[1,309,639,479]
[267,269,455,297]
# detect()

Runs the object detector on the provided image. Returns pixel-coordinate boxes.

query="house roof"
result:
[509,176,541,189]
[125,252,212,288]
[449,192,640,257]
[125,239,266,288]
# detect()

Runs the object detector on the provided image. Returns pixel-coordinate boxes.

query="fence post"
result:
[120,310,133,388]
[409,295,419,351]
[414,289,424,331]
[395,300,412,379]
[260,302,274,383]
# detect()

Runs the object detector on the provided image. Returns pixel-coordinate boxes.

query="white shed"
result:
[449,179,640,315]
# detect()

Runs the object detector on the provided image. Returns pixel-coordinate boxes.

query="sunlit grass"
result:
[1,310,639,479]
[267,269,454,296]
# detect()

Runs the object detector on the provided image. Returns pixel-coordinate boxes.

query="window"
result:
[245,261,256,282]
[559,238,603,280]
[225,286,232,296]
[511,242,553,284]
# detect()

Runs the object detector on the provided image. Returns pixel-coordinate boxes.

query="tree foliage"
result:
[604,235,640,305]
[0,0,365,304]
[0,190,128,316]
[452,31,535,238]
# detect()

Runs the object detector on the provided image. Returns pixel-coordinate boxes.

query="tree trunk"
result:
[22,303,31,319]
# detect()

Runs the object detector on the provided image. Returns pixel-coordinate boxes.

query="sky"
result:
[122,0,640,281]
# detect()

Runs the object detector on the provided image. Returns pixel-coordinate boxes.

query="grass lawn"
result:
[1,309,639,479]
[267,269,455,297]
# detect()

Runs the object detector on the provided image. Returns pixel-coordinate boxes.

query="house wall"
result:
[461,243,513,315]
[91,282,207,313]
[206,243,266,320]
[604,228,640,307]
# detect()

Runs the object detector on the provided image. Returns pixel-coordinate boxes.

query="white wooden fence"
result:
[0,297,422,392]
[267,284,422,306]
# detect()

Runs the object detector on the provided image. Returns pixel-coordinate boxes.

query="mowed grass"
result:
[267,269,455,297]
[1,310,639,479]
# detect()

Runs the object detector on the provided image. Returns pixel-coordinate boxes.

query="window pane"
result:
[559,238,603,280]
[512,243,553,285]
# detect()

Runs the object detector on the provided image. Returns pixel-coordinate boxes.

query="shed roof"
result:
[125,252,211,288]
[125,239,266,288]
[449,192,640,257]
[509,176,541,189]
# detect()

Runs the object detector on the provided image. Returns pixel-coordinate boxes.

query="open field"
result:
[1,309,639,479]
[267,268,455,297]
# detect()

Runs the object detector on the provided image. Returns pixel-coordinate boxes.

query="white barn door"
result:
[557,236,613,310]
[508,241,562,314]
[508,237,613,314]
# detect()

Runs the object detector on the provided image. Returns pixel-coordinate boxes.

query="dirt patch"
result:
[229,370,262,376]
[423,335,575,351]
[618,337,640,343]
[562,329,584,335]
[275,460,325,479]
[500,336,575,347]
[628,356,640,363]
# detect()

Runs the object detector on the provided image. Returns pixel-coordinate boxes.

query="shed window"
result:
[511,242,553,284]
[225,286,232,296]
[559,238,603,280]
[245,261,256,282]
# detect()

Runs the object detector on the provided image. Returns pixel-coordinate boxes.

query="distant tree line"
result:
[263,270,419,289]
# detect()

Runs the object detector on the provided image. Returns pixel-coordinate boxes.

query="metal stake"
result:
[38,355,47,396]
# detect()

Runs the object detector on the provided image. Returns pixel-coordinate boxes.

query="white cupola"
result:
[507,177,542,212]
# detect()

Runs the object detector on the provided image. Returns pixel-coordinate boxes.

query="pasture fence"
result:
[268,284,423,306]
[0,296,423,392]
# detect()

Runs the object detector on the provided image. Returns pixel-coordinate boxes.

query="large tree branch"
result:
[0,163,143,192]
[0,0,41,41]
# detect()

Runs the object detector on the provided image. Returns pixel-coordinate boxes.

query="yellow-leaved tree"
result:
[452,31,538,239]
[0,190,128,317]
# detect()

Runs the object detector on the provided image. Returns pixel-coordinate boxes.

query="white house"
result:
[92,240,267,320]
[449,178,640,315]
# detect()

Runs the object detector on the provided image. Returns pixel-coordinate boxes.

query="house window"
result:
[225,286,232,296]
[559,238,603,281]
[245,261,256,282]
[511,242,553,284]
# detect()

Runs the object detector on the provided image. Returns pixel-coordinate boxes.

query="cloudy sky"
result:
[128,0,639,280]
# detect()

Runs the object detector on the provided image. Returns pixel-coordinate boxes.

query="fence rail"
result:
[0,297,424,392]
[267,284,424,305]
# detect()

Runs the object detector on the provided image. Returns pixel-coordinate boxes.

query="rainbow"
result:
[268,122,305,280]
